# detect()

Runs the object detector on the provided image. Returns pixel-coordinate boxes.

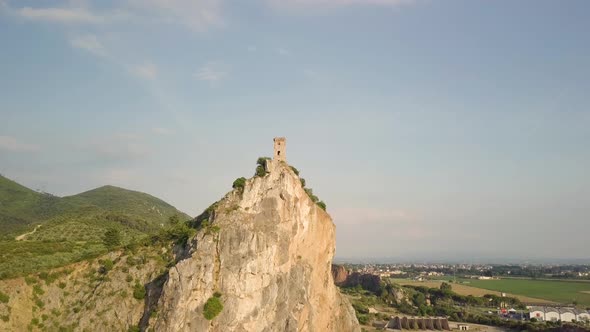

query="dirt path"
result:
[15,224,41,241]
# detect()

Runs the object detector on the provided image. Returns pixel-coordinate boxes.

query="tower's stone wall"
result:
[273,137,286,162]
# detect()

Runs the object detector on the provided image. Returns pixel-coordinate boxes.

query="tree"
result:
[232,177,246,190]
[256,157,270,166]
[440,282,452,293]
[103,228,121,248]
[413,292,426,306]
[255,165,266,177]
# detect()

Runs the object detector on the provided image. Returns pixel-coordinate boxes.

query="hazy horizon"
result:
[1,0,589,261]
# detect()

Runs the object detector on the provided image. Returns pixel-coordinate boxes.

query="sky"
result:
[1,0,589,262]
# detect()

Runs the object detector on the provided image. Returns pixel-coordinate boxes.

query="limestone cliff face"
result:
[152,160,359,332]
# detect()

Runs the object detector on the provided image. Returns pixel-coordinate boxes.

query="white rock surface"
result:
[153,160,360,332]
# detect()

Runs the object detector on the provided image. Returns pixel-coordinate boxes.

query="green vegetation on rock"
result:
[0,290,9,303]
[132,282,146,300]
[203,293,223,320]
[255,157,270,177]
[232,177,246,190]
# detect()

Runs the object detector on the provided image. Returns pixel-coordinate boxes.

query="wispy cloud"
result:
[130,62,158,81]
[126,0,223,31]
[0,136,40,152]
[267,0,417,9]
[16,6,104,24]
[5,0,222,31]
[194,62,229,84]
[69,34,107,57]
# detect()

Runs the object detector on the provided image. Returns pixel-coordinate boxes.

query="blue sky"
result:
[1,0,589,261]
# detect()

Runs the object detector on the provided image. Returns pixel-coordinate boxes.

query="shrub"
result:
[203,295,223,320]
[0,291,9,303]
[0,315,8,322]
[232,177,246,190]
[289,166,300,176]
[356,313,369,325]
[316,201,327,211]
[33,285,45,295]
[103,228,122,248]
[58,282,67,289]
[128,326,140,332]
[304,188,319,203]
[101,259,114,272]
[34,298,44,308]
[133,282,146,300]
[24,276,37,285]
[256,157,270,166]
[300,178,306,188]
[255,165,266,177]
[126,275,133,283]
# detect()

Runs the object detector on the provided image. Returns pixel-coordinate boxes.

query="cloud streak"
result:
[267,0,417,9]
[17,6,104,24]
[195,62,229,84]
[126,0,223,31]
[69,34,107,57]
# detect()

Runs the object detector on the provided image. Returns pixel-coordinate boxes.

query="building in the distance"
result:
[528,306,590,322]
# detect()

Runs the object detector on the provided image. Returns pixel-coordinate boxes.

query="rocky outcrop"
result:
[344,273,382,295]
[151,160,359,332]
[331,264,349,286]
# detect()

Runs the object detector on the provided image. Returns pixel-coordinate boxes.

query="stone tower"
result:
[273,137,286,162]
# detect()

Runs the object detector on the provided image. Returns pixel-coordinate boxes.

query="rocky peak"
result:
[151,160,359,331]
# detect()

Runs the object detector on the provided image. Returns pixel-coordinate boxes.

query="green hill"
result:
[63,185,189,226]
[0,175,191,279]
[0,175,75,235]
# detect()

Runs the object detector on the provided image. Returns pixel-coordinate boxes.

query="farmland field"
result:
[392,278,590,306]
[391,279,555,305]
[453,278,590,306]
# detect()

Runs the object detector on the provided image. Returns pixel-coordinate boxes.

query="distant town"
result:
[341,263,590,281]
[333,262,590,330]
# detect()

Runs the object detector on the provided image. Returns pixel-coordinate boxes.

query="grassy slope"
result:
[63,185,191,225]
[0,175,72,235]
[0,176,192,279]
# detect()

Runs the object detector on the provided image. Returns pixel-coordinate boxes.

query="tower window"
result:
[278,151,281,155]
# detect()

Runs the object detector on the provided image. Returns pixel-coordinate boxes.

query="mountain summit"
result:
[151,159,359,331]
